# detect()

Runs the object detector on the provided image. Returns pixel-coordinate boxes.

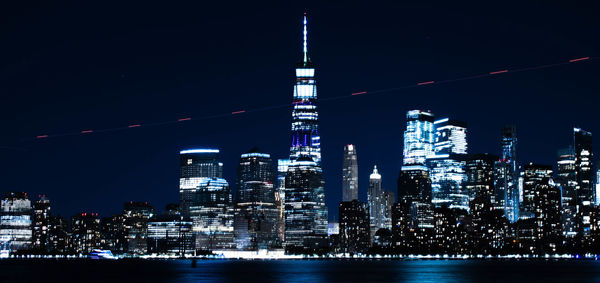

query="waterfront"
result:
[1,259,600,282]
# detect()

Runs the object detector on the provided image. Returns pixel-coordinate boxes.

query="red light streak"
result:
[128,124,141,128]
[417,81,435,86]
[36,135,48,139]
[81,130,93,134]
[351,91,367,96]
[178,118,191,122]
[569,57,590,63]
[489,70,509,75]
[231,110,246,115]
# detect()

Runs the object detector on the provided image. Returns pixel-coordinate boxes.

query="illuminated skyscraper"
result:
[368,166,384,237]
[234,148,279,250]
[70,212,101,254]
[342,144,359,201]
[574,128,594,236]
[284,15,328,250]
[289,14,321,165]
[32,196,51,251]
[0,192,32,252]
[556,147,578,239]
[465,153,497,201]
[399,110,435,231]
[494,126,519,223]
[276,159,291,242]
[179,148,223,216]
[189,177,235,251]
[427,118,468,211]
[123,201,155,254]
[284,156,328,249]
[403,110,435,167]
[521,163,553,217]
[339,200,370,254]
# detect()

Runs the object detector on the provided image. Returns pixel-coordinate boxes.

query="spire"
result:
[303,13,308,63]
[370,165,381,180]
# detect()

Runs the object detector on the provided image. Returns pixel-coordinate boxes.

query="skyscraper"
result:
[465,153,497,201]
[284,14,328,251]
[574,128,594,236]
[399,110,435,231]
[342,144,359,201]
[368,165,384,238]
[289,14,321,166]
[189,177,235,251]
[521,163,553,217]
[403,110,435,167]
[427,118,468,211]
[276,159,291,242]
[179,148,223,216]
[494,126,520,223]
[338,200,370,254]
[284,156,328,250]
[32,195,51,251]
[123,201,155,254]
[70,212,101,254]
[234,148,279,250]
[556,147,578,240]
[0,192,32,253]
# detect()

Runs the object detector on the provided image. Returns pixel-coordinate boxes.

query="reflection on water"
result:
[1,259,600,282]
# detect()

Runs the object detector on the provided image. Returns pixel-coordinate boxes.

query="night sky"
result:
[1,1,598,221]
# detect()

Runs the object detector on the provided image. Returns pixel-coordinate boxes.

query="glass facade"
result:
[342,144,359,201]
[0,192,32,253]
[234,149,279,250]
[368,166,384,238]
[403,110,435,166]
[494,126,520,223]
[284,157,328,249]
[289,16,321,166]
[574,128,594,236]
[556,147,578,239]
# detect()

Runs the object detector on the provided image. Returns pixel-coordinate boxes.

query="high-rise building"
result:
[289,14,321,166]
[368,166,385,238]
[574,128,594,236]
[521,163,553,217]
[0,192,32,252]
[596,169,600,206]
[284,15,328,251]
[342,144,359,201]
[382,190,395,229]
[338,200,370,254]
[532,177,562,253]
[70,212,101,254]
[427,118,468,211]
[123,201,155,254]
[403,110,435,167]
[32,195,51,251]
[494,126,520,223]
[234,149,279,250]
[147,204,194,256]
[189,177,235,251]
[100,214,126,253]
[465,153,497,201]
[179,148,223,216]
[400,110,435,232]
[284,156,328,249]
[276,159,291,242]
[47,215,69,254]
[556,147,578,240]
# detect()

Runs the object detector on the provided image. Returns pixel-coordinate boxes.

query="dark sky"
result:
[1,1,598,220]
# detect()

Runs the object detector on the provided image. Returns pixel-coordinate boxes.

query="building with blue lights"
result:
[0,192,32,253]
[427,118,469,211]
[494,126,520,223]
[574,128,594,237]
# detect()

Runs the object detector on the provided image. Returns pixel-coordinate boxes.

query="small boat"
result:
[89,249,118,260]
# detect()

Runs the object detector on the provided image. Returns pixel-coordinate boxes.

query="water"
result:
[1,259,600,282]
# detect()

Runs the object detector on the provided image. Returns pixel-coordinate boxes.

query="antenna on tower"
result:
[303,13,308,63]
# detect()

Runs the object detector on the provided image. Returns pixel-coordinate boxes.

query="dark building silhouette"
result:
[339,200,370,254]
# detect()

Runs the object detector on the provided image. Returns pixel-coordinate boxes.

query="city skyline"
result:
[1,2,599,222]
